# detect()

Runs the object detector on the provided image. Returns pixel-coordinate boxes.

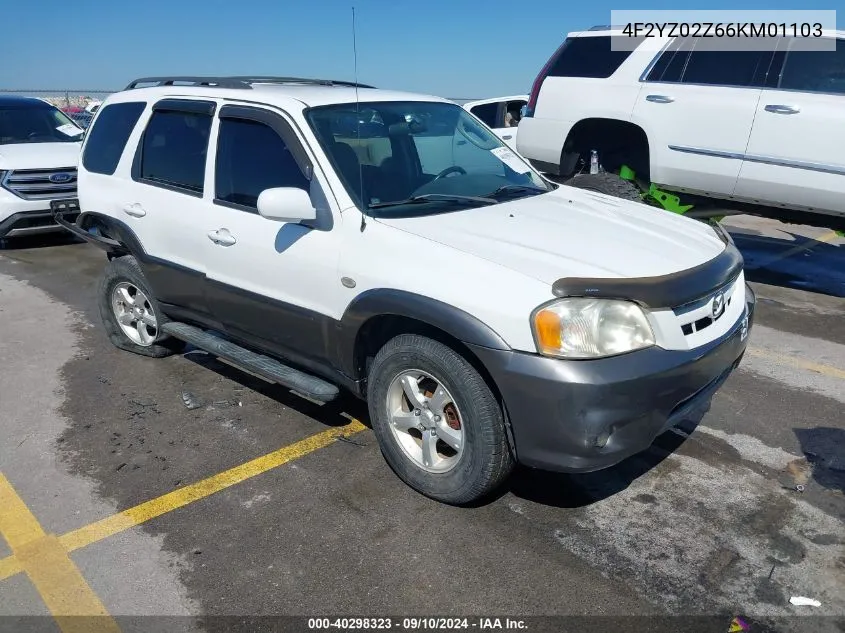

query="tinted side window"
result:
[548,36,643,79]
[780,38,845,95]
[645,39,692,82]
[215,118,309,210]
[469,102,500,128]
[681,49,769,87]
[138,110,211,193]
[82,102,145,175]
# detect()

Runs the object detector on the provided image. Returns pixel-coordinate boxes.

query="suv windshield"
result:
[0,103,84,145]
[306,101,552,216]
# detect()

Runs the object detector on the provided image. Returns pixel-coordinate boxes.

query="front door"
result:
[202,104,344,368]
[734,36,845,216]
[466,98,526,149]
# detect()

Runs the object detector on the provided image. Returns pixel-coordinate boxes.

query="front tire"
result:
[97,255,181,358]
[564,172,645,203]
[367,334,514,505]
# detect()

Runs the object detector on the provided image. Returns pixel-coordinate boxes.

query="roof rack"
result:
[123,76,375,91]
[587,25,626,31]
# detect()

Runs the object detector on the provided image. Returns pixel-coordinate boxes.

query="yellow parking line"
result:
[0,420,367,584]
[757,229,839,268]
[748,347,845,380]
[0,474,120,633]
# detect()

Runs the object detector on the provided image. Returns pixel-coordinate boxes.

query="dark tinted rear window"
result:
[82,102,146,175]
[548,36,642,79]
[137,110,212,194]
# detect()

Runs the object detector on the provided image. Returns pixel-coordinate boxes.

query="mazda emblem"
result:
[711,292,725,319]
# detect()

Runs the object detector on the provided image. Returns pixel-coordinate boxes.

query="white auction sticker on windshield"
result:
[491,146,530,173]
[56,123,82,136]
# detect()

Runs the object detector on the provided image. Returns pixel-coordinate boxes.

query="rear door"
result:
[119,98,217,322]
[632,38,772,197]
[734,36,845,216]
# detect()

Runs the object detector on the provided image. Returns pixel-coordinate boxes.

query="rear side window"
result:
[779,38,845,94]
[81,102,145,175]
[215,117,309,210]
[548,35,642,79]
[137,110,212,194]
[469,102,499,128]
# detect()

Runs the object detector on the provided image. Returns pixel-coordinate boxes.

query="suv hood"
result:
[0,142,82,170]
[376,186,727,284]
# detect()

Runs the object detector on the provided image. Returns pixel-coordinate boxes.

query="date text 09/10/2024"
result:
[307,618,527,630]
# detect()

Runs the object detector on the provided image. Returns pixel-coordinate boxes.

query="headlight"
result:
[532,298,655,359]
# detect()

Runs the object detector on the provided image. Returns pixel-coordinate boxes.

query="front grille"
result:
[673,275,739,337]
[2,167,78,201]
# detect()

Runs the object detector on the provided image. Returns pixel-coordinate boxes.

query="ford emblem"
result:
[49,173,73,184]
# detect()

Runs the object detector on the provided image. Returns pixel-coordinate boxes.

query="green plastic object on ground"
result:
[618,165,694,214]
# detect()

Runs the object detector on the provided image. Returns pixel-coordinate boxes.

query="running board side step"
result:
[160,322,340,403]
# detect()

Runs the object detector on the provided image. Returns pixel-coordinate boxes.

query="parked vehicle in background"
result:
[462,95,527,149]
[0,95,83,242]
[53,75,753,505]
[517,27,845,232]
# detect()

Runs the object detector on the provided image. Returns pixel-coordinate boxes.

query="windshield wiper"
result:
[368,193,496,209]
[483,184,548,198]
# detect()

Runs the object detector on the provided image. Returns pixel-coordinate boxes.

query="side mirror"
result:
[256,187,316,223]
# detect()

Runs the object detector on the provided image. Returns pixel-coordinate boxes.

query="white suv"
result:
[54,75,754,505]
[461,95,528,149]
[516,28,845,231]
[0,95,84,242]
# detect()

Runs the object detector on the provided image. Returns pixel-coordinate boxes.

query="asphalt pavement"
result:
[0,215,842,633]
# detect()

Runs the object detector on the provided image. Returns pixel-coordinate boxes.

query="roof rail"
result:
[228,76,376,89]
[587,24,626,31]
[123,76,375,91]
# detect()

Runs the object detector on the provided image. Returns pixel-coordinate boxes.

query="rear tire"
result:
[564,172,645,203]
[97,255,182,358]
[367,334,515,505]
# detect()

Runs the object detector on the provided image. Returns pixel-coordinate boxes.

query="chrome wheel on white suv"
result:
[97,255,181,358]
[111,281,158,346]
[386,369,465,473]
[367,333,514,505]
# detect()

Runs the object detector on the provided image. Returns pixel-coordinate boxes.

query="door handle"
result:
[645,94,675,103]
[123,203,146,217]
[207,228,236,246]
[764,104,800,115]
[501,134,513,140]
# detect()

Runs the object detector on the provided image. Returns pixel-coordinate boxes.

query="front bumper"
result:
[1,193,79,239]
[470,285,756,473]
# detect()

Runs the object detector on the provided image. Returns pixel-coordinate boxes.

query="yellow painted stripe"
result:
[758,229,839,268]
[0,420,367,583]
[0,554,23,581]
[748,347,845,380]
[0,473,47,547]
[60,420,366,553]
[0,475,121,633]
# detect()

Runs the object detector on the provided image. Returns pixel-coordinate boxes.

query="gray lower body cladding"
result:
[469,286,755,473]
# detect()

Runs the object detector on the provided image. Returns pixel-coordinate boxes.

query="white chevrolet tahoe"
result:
[53,76,754,505]
[516,28,845,232]
[0,95,84,243]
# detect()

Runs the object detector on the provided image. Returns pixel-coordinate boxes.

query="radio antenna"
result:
[352,6,366,232]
